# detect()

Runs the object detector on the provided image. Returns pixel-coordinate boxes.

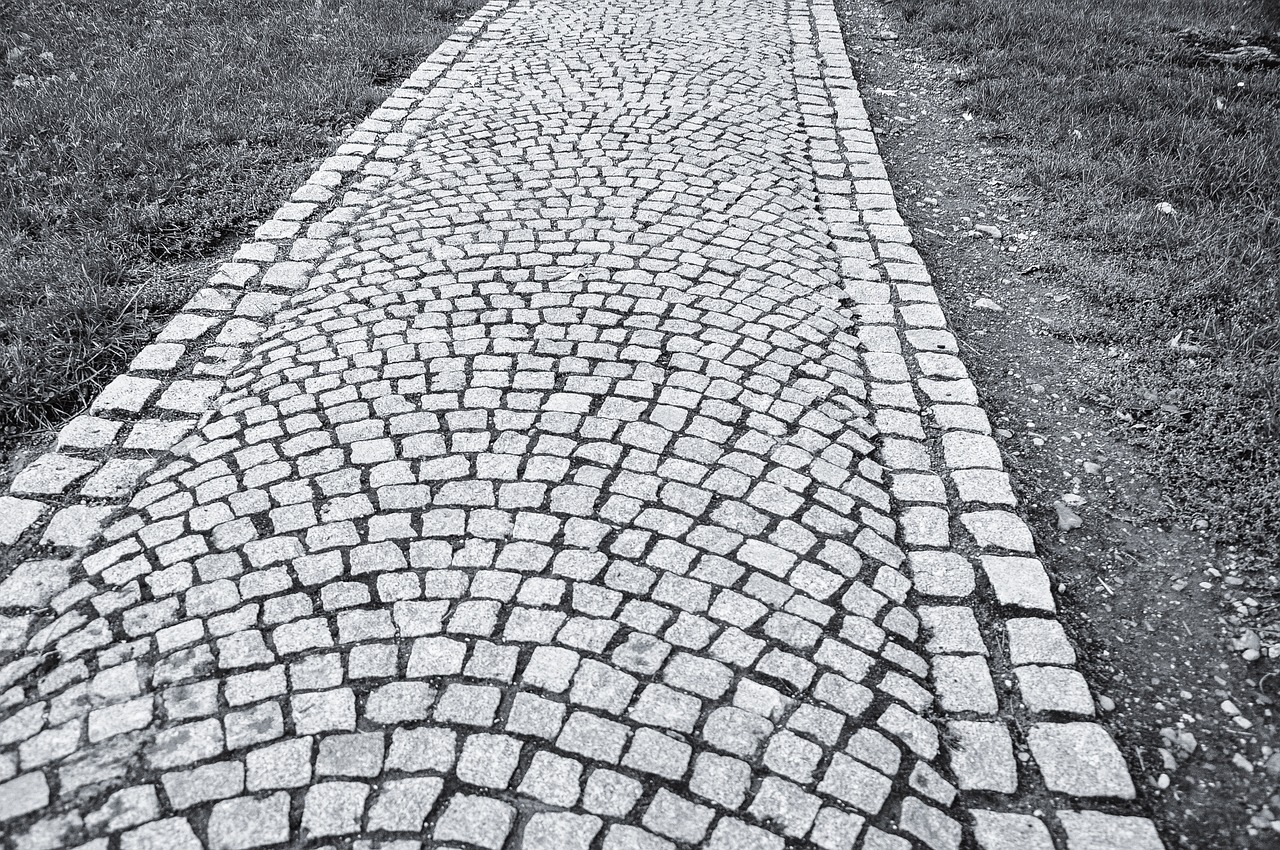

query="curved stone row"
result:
[0,0,960,847]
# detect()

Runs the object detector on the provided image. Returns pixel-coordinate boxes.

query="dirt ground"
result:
[835,1,1280,846]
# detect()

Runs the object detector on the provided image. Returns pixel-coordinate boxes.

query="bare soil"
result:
[835,1,1280,846]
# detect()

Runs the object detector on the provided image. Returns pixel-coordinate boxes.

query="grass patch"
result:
[887,0,1280,550]
[0,0,477,438]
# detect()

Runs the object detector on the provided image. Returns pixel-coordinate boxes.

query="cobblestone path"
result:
[0,0,1166,848]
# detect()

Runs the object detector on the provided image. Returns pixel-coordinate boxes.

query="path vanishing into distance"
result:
[0,0,1167,848]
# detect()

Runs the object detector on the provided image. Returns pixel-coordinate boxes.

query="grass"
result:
[0,0,477,439]
[886,0,1280,552]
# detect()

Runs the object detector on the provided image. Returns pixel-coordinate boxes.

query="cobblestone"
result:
[946,721,1017,793]
[1056,810,1166,850]
[0,0,1157,845]
[970,811,1054,850]
[1028,723,1137,799]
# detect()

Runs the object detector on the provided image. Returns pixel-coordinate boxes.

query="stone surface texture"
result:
[0,0,1161,847]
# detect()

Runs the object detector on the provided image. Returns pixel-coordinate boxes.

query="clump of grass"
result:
[887,0,1280,550]
[0,0,476,437]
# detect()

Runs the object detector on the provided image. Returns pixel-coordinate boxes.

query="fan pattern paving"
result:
[0,0,1162,847]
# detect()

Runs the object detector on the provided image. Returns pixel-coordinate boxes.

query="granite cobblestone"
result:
[0,0,1161,846]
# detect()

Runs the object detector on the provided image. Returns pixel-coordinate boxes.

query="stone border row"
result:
[801,0,1165,847]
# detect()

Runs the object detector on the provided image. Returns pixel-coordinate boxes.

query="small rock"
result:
[1053,501,1082,532]
[1234,753,1255,773]
[1156,773,1170,789]
[1222,700,1240,716]
[974,223,1003,238]
[1156,201,1177,215]
[973,297,1004,312]
[1236,631,1262,653]
[1082,461,1103,474]
[1097,695,1115,712]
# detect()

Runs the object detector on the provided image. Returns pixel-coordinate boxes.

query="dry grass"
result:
[0,0,476,437]
[889,0,1280,549]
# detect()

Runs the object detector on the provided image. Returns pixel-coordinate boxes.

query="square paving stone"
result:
[749,777,821,837]
[876,704,938,760]
[810,807,868,850]
[933,655,998,714]
[557,711,629,763]
[900,797,962,850]
[642,789,714,844]
[1006,618,1077,667]
[701,706,773,757]
[818,753,892,815]
[366,777,443,832]
[1028,723,1135,799]
[706,818,785,850]
[292,688,356,734]
[316,732,385,778]
[433,794,516,850]
[162,761,245,808]
[523,812,604,850]
[690,751,751,809]
[1016,666,1096,716]
[386,727,456,773]
[365,681,436,723]
[207,792,290,850]
[246,737,312,790]
[517,751,584,807]
[979,555,1056,611]
[1056,810,1165,850]
[456,734,522,788]
[622,727,691,780]
[120,818,201,850]
[970,811,1054,850]
[302,782,370,837]
[861,827,913,850]
[434,683,501,726]
[763,729,823,783]
[570,659,638,714]
[628,683,701,733]
[506,691,567,739]
[583,768,644,817]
